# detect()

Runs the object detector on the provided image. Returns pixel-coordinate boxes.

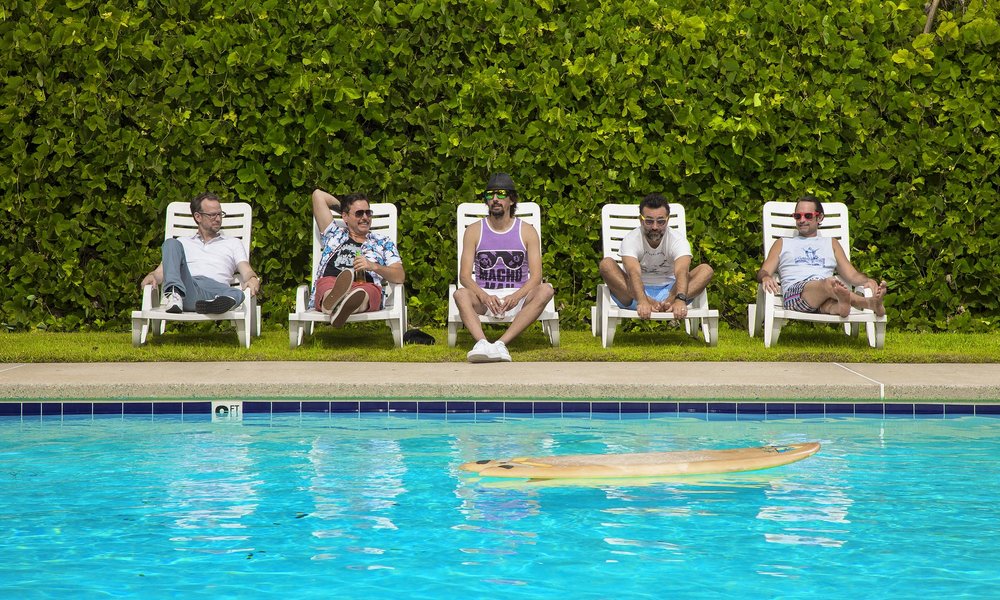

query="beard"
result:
[489,202,506,217]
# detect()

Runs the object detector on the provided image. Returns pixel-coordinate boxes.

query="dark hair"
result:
[190,192,221,215]
[796,194,824,215]
[340,193,370,213]
[639,193,670,215]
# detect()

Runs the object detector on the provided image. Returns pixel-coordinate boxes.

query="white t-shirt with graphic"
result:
[619,227,692,286]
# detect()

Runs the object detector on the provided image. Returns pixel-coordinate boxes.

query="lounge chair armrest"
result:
[294,284,310,312]
[141,283,156,310]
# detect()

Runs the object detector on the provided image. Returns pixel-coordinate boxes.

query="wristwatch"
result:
[675,293,689,302]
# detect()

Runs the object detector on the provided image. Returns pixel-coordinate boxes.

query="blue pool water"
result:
[1,413,998,598]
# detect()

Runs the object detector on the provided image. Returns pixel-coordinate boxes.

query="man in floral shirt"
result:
[309,189,405,327]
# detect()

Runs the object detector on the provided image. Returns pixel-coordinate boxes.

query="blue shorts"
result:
[782,278,820,313]
[612,283,674,310]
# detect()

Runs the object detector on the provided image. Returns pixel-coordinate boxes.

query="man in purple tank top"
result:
[454,173,555,363]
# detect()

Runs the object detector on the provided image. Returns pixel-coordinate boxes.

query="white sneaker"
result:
[467,339,499,363]
[163,290,183,314]
[493,340,512,362]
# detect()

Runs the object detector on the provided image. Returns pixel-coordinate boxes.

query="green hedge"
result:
[2,0,999,333]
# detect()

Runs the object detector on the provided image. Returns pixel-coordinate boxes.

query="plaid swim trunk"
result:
[782,278,820,313]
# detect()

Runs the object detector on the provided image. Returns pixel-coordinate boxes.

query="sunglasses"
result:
[793,212,820,220]
[640,217,668,226]
[475,250,525,270]
[198,211,226,219]
[351,209,374,218]
[483,190,510,200]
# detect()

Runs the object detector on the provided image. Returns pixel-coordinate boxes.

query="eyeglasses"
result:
[351,209,374,218]
[198,211,226,219]
[483,190,510,200]
[792,212,820,220]
[639,217,668,226]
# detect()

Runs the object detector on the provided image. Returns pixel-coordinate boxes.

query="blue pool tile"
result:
[796,404,825,416]
[93,402,123,415]
[41,403,61,416]
[302,401,330,413]
[420,401,447,414]
[563,401,590,414]
[447,401,475,413]
[592,402,620,414]
[474,401,503,414]
[650,402,678,414]
[534,402,561,414]
[329,401,358,413]
[389,401,418,413]
[977,405,1000,416]
[855,403,884,416]
[153,402,183,415]
[505,402,533,414]
[0,403,20,417]
[62,403,92,416]
[272,401,301,413]
[621,402,649,414]
[123,403,151,415]
[825,403,855,416]
[679,402,707,414]
[884,403,913,416]
[244,401,271,414]
[184,402,211,415]
[359,401,388,413]
[738,403,765,415]
[709,402,737,414]
[767,403,796,416]
[943,404,974,416]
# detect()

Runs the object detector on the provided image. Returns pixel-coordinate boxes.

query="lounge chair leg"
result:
[289,322,300,349]
[132,319,147,347]
[706,317,718,347]
[603,317,618,348]
[548,321,560,347]
[747,304,757,337]
[873,322,886,349]
[236,320,250,348]
[390,318,403,348]
[447,322,458,347]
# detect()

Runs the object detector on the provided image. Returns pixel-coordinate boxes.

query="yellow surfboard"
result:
[460,442,820,479]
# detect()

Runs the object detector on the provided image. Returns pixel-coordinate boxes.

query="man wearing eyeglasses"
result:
[309,189,405,327]
[599,193,714,320]
[756,195,887,317]
[141,192,260,314]
[454,173,555,363]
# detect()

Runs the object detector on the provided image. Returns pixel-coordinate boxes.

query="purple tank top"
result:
[474,218,529,289]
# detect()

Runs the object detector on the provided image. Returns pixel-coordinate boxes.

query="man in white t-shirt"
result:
[598,194,714,320]
[141,192,260,314]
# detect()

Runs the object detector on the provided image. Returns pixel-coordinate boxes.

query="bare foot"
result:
[832,279,851,317]
[869,280,887,317]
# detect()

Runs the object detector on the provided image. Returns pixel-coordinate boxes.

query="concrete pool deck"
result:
[0,361,998,402]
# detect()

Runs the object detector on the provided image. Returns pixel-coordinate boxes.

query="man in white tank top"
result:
[454,173,555,363]
[756,196,887,316]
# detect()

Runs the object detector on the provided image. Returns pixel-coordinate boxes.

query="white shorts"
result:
[484,287,526,318]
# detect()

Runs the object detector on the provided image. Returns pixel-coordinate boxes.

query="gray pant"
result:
[161,239,244,311]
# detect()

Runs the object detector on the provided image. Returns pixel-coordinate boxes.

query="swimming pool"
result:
[2,412,998,598]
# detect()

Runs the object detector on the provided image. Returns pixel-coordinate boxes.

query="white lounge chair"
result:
[747,201,887,348]
[591,203,719,348]
[131,201,260,348]
[447,202,560,347]
[288,203,407,349]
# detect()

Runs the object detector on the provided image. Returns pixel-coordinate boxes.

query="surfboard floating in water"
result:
[459,442,820,479]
